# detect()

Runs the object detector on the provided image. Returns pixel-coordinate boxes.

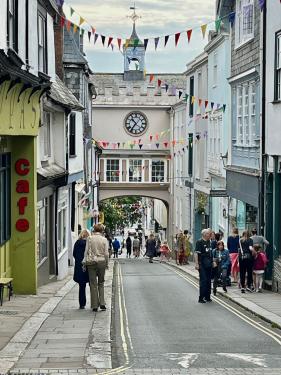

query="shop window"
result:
[69,113,76,157]
[37,199,48,264]
[0,153,11,245]
[7,0,18,52]
[235,0,254,47]
[151,160,165,182]
[58,202,67,254]
[106,159,120,182]
[275,31,281,101]
[38,8,47,74]
[129,159,142,182]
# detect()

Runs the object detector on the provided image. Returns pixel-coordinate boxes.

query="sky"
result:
[64,0,215,74]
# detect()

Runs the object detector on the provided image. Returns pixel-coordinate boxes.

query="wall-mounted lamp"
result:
[223,208,228,218]
[220,151,228,168]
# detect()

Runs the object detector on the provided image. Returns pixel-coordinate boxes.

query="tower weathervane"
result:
[127,2,141,24]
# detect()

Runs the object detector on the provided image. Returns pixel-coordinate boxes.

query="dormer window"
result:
[7,0,18,52]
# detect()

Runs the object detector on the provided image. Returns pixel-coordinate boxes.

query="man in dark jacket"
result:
[126,236,132,258]
[146,234,156,263]
[112,238,120,258]
[195,229,213,303]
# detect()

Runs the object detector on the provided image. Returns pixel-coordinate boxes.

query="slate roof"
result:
[63,27,88,65]
[126,23,144,47]
[48,75,84,110]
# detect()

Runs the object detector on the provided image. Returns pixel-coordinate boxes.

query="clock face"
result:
[124,112,148,136]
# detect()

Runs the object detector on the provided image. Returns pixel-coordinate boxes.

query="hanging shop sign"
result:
[15,158,30,232]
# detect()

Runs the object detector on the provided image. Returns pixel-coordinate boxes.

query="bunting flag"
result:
[107,37,113,47]
[179,90,183,99]
[150,135,153,141]
[91,27,96,34]
[130,144,134,149]
[184,94,189,102]
[228,12,236,27]
[186,29,192,43]
[201,24,207,38]
[133,39,139,48]
[88,31,91,41]
[217,103,220,110]
[215,18,222,33]
[205,100,209,109]
[156,143,160,149]
[164,35,169,47]
[117,38,122,50]
[191,96,195,104]
[223,104,226,112]
[70,7,75,16]
[94,34,99,44]
[211,102,214,110]
[79,16,85,26]
[144,39,149,51]
[154,37,160,50]
[117,142,120,148]
[66,20,72,31]
[199,99,202,107]
[60,17,65,27]
[164,142,169,148]
[259,0,265,10]
[101,35,106,46]
[149,74,154,83]
[175,32,181,46]
[139,144,143,149]
[81,29,85,36]
[73,24,78,33]
[165,83,169,92]
[158,79,162,88]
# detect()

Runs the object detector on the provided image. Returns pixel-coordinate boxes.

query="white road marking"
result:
[217,353,267,368]
[165,353,199,368]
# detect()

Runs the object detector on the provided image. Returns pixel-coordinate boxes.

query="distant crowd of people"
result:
[195,228,269,304]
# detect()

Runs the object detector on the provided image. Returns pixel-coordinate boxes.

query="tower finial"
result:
[127,2,141,24]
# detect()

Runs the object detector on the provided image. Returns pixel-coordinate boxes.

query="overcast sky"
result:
[64,0,215,73]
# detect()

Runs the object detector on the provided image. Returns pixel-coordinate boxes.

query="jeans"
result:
[78,282,87,308]
[239,258,253,289]
[213,267,227,291]
[87,262,106,309]
[199,266,212,300]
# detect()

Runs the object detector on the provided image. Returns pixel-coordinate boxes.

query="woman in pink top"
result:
[252,244,268,293]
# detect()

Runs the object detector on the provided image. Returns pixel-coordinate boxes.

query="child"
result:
[212,241,230,295]
[160,241,171,263]
[252,244,268,292]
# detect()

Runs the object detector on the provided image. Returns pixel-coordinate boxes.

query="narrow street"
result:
[112,259,281,373]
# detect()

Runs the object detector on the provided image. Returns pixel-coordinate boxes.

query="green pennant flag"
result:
[215,18,222,33]
[184,94,189,102]
[81,28,85,36]
[70,7,75,16]
[133,39,139,48]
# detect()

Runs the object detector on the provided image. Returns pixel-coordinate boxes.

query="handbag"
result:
[239,239,251,260]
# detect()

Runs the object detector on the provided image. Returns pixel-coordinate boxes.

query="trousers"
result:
[239,258,253,289]
[199,266,212,300]
[78,282,87,307]
[87,261,106,309]
[213,267,227,290]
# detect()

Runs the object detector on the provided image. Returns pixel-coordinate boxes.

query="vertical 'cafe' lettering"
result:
[15,159,30,232]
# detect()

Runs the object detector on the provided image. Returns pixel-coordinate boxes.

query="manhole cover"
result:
[0,310,18,315]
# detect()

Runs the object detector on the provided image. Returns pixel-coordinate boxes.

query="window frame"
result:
[69,113,76,157]
[38,7,48,74]
[129,159,143,182]
[235,0,254,48]
[106,159,120,182]
[0,153,11,246]
[37,198,48,265]
[7,0,18,52]
[57,202,67,254]
[189,76,194,117]
[275,30,281,101]
[151,160,165,183]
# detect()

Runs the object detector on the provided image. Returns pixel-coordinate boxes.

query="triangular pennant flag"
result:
[228,12,236,27]
[184,94,189,102]
[211,102,214,110]
[165,84,169,92]
[122,142,126,148]
[199,99,202,107]
[217,103,220,110]
[73,24,78,33]
[149,74,154,83]
[164,142,169,148]
[94,34,99,44]
[158,79,162,88]
[79,16,85,26]
[191,96,195,104]
[60,16,65,27]
[91,27,96,34]
[154,37,160,50]
[179,90,183,99]
[223,104,226,112]
[117,142,120,148]
[66,20,72,31]
[81,28,85,36]
[70,7,75,16]
[102,142,107,148]
[259,0,265,11]
[133,39,139,48]
[111,44,114,51]
[150,135,153,141]
[175,32,181,46]
[196,134,201,140]
[117,38,122,50]
[215,18,222,33]
[130,144,134,149]
[155,133,159,140]
[107,37,113,47]
[186,29,192,43]
[182,148,185,152]
[201,24,207,38]
[144,39,149,51]
[156,143,160,149]
[205,100,209,109]
[101,35,106,46]
[139,144,143,150]
[88,31,91,41]
[164,35,169,47]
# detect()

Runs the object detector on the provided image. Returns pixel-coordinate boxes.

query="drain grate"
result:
[0,310,18,315]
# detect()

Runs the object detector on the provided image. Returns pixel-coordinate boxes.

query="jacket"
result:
[212,248,230,269]
[146,239,156,257]
[253,252,268,271]
[112,239,120,251]
[73,239,89,283]
[227,235,240,254]
[84,233,109,266]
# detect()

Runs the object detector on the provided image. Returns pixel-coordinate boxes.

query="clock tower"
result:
[123,6,145,81]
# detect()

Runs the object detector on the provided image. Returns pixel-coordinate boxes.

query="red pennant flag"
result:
[91,27,96,34]
[149,74,154,83]
[187,29,193,43]
[117,38,122,50]
[205,100,209,108]
[107,37,113,47]
[150,135,153,141]
[158,79,162,88]
[139,139,142,144]
[175,32,181,46]
[60,16,65,27]
[199,99,202,107]
[102,142,107,148]
[66,20,72,31]
[155,133,159,140]
[164,142,169,148]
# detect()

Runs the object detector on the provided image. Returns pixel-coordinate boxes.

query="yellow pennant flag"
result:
[73,24,78,33]
[201,24,207,39]
[79,16,85,26]
[191,96,196,104]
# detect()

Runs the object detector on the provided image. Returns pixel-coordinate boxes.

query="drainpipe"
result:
[260,0,266,235]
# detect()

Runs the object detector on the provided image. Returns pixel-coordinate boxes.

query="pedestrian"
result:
[155,235,161,257]
[126,236,132,258]
[112,238,120,258]
[183,230,192,264]
[133,236,141,258]
[195,229,213,303]
[227,227,240,283]
[251,229,269,249]
[146,234,156,263]
[239,230,254,293]
[73,229,90,309]
[212,241,230,295]
[211,232,221,250]
[252,244,268,292]
[177,231,186,265]
[159,240,171,263]
[83,224,109,312]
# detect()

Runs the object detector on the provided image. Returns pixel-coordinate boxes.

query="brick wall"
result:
[231,1,261,78]
[54,22,64,81]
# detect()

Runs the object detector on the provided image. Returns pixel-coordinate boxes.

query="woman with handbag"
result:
[83,224,109,312]
[227,227,240,283]
[239,230,254,293]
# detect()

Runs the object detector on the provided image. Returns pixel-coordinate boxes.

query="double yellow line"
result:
[170,266,281,346]
[99,263,134,375]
